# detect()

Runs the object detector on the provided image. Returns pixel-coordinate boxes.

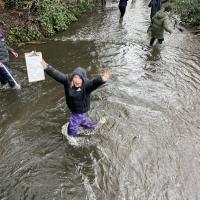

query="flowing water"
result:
[1,0,200,199]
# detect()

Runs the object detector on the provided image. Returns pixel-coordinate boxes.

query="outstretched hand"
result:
[0,62,3,68]
[101,67,111,82]
[41,59,48,69]
[12,51,18,58]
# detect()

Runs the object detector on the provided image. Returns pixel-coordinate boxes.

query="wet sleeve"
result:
[7,46,14,53]
[45,65,68,84]
[85,76,105,93]
[163,18,172,33]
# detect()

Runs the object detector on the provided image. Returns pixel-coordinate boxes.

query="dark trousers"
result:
[119,6,126,18]
[150,38,164,46]
[0,63,15,88]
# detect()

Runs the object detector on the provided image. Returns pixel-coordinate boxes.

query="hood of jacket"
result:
[71,67,87,82]
[154,10,167,20]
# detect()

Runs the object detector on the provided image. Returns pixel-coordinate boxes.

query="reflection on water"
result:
[1,0,200,199]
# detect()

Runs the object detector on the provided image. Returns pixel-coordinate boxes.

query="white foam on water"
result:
[61,123,79,146]
[61,117,107,146]
[83,175,96,200]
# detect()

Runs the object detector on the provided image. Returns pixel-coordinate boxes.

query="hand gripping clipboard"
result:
[25,51,45,82]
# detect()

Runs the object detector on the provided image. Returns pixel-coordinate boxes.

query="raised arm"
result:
[41,59,68,84]
[86,67,111,93]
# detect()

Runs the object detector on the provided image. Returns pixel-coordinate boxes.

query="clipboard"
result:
[25,51,45,82]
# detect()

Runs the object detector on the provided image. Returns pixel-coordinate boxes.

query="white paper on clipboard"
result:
[25,51,45,82]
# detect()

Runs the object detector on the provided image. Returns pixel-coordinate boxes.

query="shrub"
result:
[6,0,93,44]
[171,0,200,26]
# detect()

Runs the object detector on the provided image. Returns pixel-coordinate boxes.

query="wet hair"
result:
[164,4,172,12]
[70,74,83,82]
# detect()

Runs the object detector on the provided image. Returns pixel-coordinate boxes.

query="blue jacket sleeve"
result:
[85,76,105,93]
[148,0,152,7]
[45,65,68,84]
[7,46,14,53]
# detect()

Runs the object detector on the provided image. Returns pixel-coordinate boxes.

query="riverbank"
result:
[0,0,199,47]
[170,0,200,27]
[0,0,92,46]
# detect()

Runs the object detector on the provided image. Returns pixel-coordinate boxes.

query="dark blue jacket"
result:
[148,0,168,18]
[45,65,105,113]
[0,35,14,64]
[119,0,128,7]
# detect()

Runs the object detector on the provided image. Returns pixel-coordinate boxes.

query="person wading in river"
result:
[149,4,172,46]
[148,0,168,21]
[41,59,111,137]
[147,0,169,33]
[0,31,18,88]
[118,0,128,22]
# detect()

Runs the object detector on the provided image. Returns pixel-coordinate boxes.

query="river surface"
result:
[1,0,200,199]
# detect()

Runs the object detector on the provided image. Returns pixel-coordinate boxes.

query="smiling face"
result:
[72,75,83,87]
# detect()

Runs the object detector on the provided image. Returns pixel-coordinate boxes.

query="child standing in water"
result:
[150,4,172,46]
[41,59,111,137]
[0,31,18,88]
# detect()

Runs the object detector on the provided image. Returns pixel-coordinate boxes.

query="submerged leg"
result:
[0,64,15,88]
[158,38,164,44]
[119,6,126,18]
[80,114,96,130]
[68,114,82,136]
[150,37,156,46]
